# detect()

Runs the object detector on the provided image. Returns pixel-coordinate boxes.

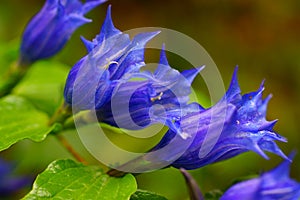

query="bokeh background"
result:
[0,0,300,199]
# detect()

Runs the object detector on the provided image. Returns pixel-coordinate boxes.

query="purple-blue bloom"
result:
[20,0,106,65]
[153,68,288,169]
[64,6,159,111]
[221,154,300,200]
[0,158,31,196]
[96,48,203,133]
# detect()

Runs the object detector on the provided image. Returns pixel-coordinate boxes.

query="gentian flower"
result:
[152,68,288,169]
[0,158,31,196]
[64,6,159,111]
[96,47,203,134]
[221,153,300,200]
[20,0,106,65]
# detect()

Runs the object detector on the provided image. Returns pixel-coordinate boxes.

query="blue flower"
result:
[221,153,300,200]
[153,68,288,169]
[20,0,106,65]
[96,47,203,134]
[0,158,31,196]
[64,6,159,111]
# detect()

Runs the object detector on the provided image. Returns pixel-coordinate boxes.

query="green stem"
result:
[48,101,72,126]
[49,102,88,164]
[0,60,28,97]
[56,134,87,164]
[107,168,127,177]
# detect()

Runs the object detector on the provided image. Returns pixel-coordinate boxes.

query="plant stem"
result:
[0,61,28,97]
[107,168,127,177]
[56,134,87,164]
[49,102,87,164]
[48,102,72,126]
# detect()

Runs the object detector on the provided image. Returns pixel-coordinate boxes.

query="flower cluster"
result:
[63,6,289,170]
[15,1,299,199]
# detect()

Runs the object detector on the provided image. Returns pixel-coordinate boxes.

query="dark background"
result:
[1,1,300,199]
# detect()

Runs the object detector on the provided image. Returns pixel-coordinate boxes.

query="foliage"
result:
[23,159,137,200]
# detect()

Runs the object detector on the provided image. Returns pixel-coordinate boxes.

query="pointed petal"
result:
[270,152,295,180]
[109,31,160,79]
[251,142,270,160]
[259,139,289,161]
[252,83,265,104]
[80,36,95,52]
[258,94,272,115]
[96,5,122,43]
[131,31,160,49]
[68,14,91,28]
[262,120,278,131]
[159,45,169,66]
[224,66,241,103]
[154,46,171,78]
[181,65,205,85]
[83,0,107,13]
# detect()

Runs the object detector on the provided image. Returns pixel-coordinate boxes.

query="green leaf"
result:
[0,95,55,151]
[23,159,137,200]
[13,60,69,115]
[130,190,168,200]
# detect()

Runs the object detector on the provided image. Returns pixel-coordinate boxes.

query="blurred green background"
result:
[1,0,300,199]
